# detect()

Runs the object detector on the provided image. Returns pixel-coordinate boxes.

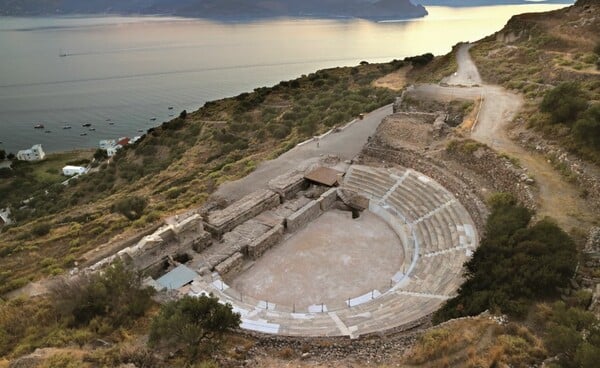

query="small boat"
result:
[168,114,174,117]
[89,128,96,131]
[137,129,144,132]
[80,133,87,136]
[105,118,112,122]
[45,130,52,134]
[34,124,44,129]
[108,122,115,125]
[82,123,92,127]
[168,106,174,110]
[62,125,72,129]
[150,117,157,121]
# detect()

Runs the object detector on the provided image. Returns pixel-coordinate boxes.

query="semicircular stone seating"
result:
[193,164,479,338]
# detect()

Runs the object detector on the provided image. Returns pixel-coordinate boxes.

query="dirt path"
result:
[441,43,482,86]
[413,43,596,230]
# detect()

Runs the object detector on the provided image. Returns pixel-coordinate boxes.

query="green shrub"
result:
[51,261,154,328]
[31,222,51,237]
[540,82,588,124]
[112,196,147,220]
[434,197,577,322]
[573,104,600,150]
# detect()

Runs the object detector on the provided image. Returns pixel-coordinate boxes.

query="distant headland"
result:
[0,0,428,21]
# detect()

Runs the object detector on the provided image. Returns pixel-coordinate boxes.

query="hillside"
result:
[469,0,600,163]
[2,1,600,367]
[0,0,428,20]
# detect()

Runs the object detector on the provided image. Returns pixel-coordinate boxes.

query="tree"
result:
[541,82,588,124]
[112,196,147,220]
[149,294,241,361]
[6,153,14,160]
[0,149,5,160]
[93,148,107,161]
[434,196,577,322]
[573,104,600,150]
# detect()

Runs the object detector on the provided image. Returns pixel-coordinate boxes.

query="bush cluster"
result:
[434,194,577,322]
[540,82,600,153]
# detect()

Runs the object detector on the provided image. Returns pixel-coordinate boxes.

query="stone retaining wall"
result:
[206,189,281,237]
[317,188,338,211]
[215,252,244,276]
[248,224,285,260]
[286,200,322,233]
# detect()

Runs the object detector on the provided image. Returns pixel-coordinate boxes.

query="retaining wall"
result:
[248,224,285,260]
[215,252,244,276]
[317,188,338,211]
[286,200,322,233]
[206,189,281,237]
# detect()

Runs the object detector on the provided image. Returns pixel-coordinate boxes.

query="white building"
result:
[16,144,45,161]
[106,145,122,157]
[62,165,88,176]
[99,140,116,150]
[0,208,12,226]
[100,137,132,157]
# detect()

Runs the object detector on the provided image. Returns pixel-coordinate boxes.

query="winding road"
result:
[412,43,595,230]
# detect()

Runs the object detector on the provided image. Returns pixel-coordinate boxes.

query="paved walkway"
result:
[215,104,393,201]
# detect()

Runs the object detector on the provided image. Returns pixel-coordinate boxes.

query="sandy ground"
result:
[230,210,404,308]
[215,105,393,201]
[413,43,597,230]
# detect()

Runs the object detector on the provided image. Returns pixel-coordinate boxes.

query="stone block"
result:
[268,170,307,200]
[206,189,280,237]
[317,187,338,211]
[173,214,201,234]
[191,230,212,252]
[215,252,244,276]
[286,200,321,233]
[248,224,284,260]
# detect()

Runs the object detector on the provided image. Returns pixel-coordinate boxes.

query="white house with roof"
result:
[16,144,45,161]
[100,137,132,157]
[99,139,116,150]
[62,165,88,176]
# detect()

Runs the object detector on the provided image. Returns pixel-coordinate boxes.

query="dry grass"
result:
[400,317,546,368]
[372,65,412,90]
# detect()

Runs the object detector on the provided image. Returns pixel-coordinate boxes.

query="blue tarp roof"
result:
[156,264,198,290]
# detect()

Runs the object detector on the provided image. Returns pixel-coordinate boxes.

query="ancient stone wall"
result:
[286,200,322,233]
[269,171,307,199]
[206,189,281,237]
[215,252,244,277]
[443,144,536,209]
[317,188,338,211]
[248,224,285,260]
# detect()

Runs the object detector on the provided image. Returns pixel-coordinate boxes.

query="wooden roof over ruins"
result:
[304,167,341,187]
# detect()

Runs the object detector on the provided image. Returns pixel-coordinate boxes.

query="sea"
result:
[0,4,570,154]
